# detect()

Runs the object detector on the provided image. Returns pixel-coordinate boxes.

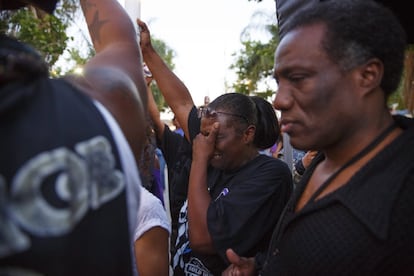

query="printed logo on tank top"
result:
[0,136,125,258]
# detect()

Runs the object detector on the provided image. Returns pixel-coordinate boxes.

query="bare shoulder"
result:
[68,67,140,100]
[64,65,146,163]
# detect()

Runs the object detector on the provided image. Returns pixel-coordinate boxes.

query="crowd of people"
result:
[1,0,414,275]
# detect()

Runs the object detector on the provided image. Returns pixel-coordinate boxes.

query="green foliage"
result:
[0,1,176,111]
[55,0,78,24]
[0,0,78,69]
[229,20,279,99]
[11,10,69,66]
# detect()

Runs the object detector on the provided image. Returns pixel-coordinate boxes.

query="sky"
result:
[120,0,277,107]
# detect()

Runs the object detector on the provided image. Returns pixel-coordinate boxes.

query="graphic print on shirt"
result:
[172,199,213,276]
[172,199,190,271]
[0,136,124,258]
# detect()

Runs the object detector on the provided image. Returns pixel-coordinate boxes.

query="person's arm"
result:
[146,78,166,141]
[134,226,170,276]
[134,187,170,276]
[68,0,147,164]
[137,19,194,140]
[187,122,220,253]
[81,0,145,88]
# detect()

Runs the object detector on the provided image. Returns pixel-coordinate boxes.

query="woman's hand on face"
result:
[193,122,220,163]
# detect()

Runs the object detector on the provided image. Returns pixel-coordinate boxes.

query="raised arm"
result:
[68,0,148,164]
[146,77,166,141]
[137,19,194,140]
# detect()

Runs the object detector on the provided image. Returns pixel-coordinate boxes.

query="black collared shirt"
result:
[260,115,414,275]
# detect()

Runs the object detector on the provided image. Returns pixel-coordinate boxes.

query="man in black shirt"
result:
[223,0,414,275]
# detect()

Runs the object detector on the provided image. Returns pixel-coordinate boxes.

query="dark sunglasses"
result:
[198,106,249,124]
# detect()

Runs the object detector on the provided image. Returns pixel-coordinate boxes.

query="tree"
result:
[0,0,78,71]
[229,11,278,99]
[1,2,176,111]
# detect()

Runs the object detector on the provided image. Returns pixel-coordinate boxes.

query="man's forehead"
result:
[276,24,324,59]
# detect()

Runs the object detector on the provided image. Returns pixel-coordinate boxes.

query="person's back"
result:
[0,71,137,275]
[0,0,147,275]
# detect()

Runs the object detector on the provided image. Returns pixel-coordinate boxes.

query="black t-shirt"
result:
[158,127,191,245]
[158,107,198,253]
[172,107,293,276]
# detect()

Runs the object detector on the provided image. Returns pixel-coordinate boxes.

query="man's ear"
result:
[357,58,384,93]
[243,125,256,144]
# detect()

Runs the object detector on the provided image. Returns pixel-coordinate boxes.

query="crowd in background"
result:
[1,0,414,276]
